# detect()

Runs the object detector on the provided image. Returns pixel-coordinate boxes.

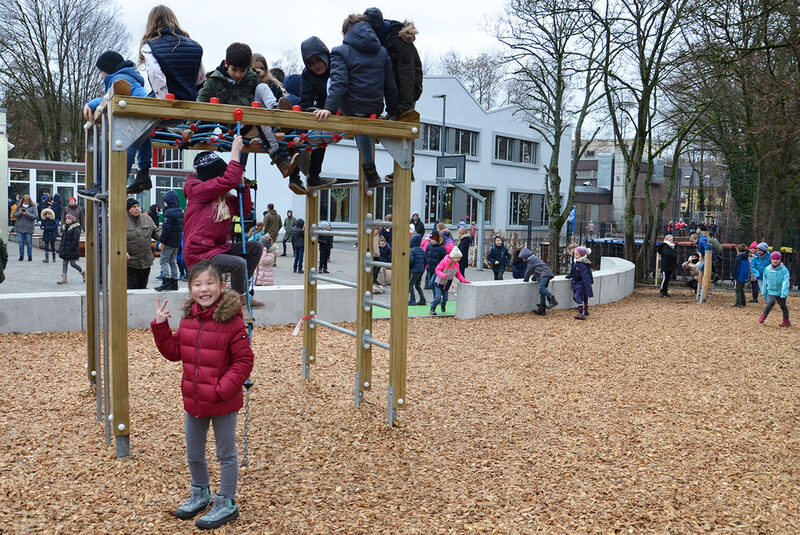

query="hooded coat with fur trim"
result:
[150,290,254,418]
[59,221,82,261]
[382,20,423,114]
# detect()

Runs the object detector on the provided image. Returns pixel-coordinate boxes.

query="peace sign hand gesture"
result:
[155,298,171,324]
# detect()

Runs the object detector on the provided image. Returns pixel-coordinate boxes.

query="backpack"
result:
[708,237,723,258]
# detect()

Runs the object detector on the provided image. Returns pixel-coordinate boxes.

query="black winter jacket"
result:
[59,222,82,261]
[291,219,306,249]
[299,37,330,111]
[657,241,678,272]
[382,20,423,114]
[425,242,446,274]
[325,22,398,117]
[160,190,184,249]
[487,241,510,272]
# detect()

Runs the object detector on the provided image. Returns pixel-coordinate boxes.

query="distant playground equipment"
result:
[82,81,418,458]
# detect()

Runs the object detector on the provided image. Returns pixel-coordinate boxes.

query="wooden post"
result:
[700,249,713,303]
[356,154,373,401]
[107,106,130,457]
[303,189,319,377]
[85,134,97,384]
[389,161,411,418]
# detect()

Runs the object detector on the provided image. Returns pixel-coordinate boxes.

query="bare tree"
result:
[594,0,694,262]
[439,50,507,110]
[496,0,605,272]
[271,47,304,77]
[0,0,130,161]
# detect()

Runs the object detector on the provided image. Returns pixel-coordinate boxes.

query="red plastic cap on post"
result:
[369,113,377,119]
[165,93,175,100]
[251,101,261,108]
[292,105,301,111]
[233,108,244,122]
[209,97,220,104]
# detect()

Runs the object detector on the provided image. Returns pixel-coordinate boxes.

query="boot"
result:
[384,170,415,182]
[169,277,179,290]
[288,169,307,195]
[306,147,336,190]
[417,298,427,306]
[362,162,382,188]
[52,252,57,261]
[584,303,590,316]
[270,148,300,178]
[533,304,546,316]
[759,314,767,323]
[57,274,68,285]
[195,492,239,530]
[154,278,173,292]
[42,255,49,263]
[546,295,558,309]
[127,167,152,194]
[175,485,212,520]
[574,304,586,320]
[780,319,791,327]
[239,294,255,324]
[430,306,437,316]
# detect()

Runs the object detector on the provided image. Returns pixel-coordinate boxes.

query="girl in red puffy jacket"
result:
[151,260,253,529]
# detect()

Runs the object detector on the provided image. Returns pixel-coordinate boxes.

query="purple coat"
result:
[570,260,594,298]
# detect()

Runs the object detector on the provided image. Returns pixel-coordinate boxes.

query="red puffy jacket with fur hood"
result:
[151,290,254,418]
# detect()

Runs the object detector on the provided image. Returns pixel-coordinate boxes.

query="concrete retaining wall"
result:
[0,285,357,333]
[455,256,635,319]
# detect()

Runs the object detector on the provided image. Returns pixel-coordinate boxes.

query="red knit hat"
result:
[771,251,782,260]
[749,241,758,249]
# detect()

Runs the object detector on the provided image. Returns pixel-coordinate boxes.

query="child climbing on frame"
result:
[132,5,205,194]
[182,136,264,323]
[313,13,398,188]
[758,251,791,327]
[570,246,593,320]
[151,260,254,529]
[78,50,152,199]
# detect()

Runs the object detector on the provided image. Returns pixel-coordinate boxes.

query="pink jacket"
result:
[434,257,467,284]
[254,247,275,286]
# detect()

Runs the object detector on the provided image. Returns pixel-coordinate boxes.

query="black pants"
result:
[127,266,151,289]
[493,268,504,280]
[210,241,263,294]
[735,281,746,306]
[763,296,789,320]
[409,272,425,302]
[660,270,673,295]
[319,246,330,271]
[750,280,760,300]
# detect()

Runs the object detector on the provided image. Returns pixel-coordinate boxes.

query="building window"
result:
[495,136,512,161]
[494,136,538,165]
[152,175,187,207]
[156,148,183,169]
[374,187,393,221]
[448,127,478,157]
[509,191,547,226]
[418,123,441,152]
[319,187,352,223]
[466,189,493,226]
[424,184,453,224]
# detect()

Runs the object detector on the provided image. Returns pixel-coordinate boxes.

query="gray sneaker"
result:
[175,485,211,520]
[195,493,239,529]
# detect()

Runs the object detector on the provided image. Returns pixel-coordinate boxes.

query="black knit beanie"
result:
[126,197,140,211]
[193,151,228,180]
[96,51,124,73]
[364,7,384,34]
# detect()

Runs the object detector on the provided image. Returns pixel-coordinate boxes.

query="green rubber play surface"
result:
[371,302,457,318]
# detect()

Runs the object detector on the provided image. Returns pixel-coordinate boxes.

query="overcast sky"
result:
[120,0,509,72]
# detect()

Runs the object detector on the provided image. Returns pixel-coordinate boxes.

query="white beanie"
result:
[449,248,462,259]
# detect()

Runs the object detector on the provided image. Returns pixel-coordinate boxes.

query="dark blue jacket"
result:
[86,62,147,110]
[325,22,398,117]
[409,234,425,273]
[487,239,510,272]
[51,194,63,223]
[146,29,203,101]
[378,242,392,262]
[299,37,330,111]
[425,242,446,274]
[379,226,392,246]
[511,259,525,279]
[291,219,305,249]
[160,190,184,248]
[570,260,594,298]
[733,251,751,283]
[284,74,302,106]
[41,218,59,241]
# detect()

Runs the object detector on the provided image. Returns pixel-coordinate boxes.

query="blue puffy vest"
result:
[147,30,203,101]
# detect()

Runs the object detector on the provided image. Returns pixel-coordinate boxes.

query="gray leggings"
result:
[61,259,82,275]
[763,295,790,320]
[184,411,239,500]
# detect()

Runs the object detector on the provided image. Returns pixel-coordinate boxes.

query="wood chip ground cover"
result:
[1,289,798,534]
